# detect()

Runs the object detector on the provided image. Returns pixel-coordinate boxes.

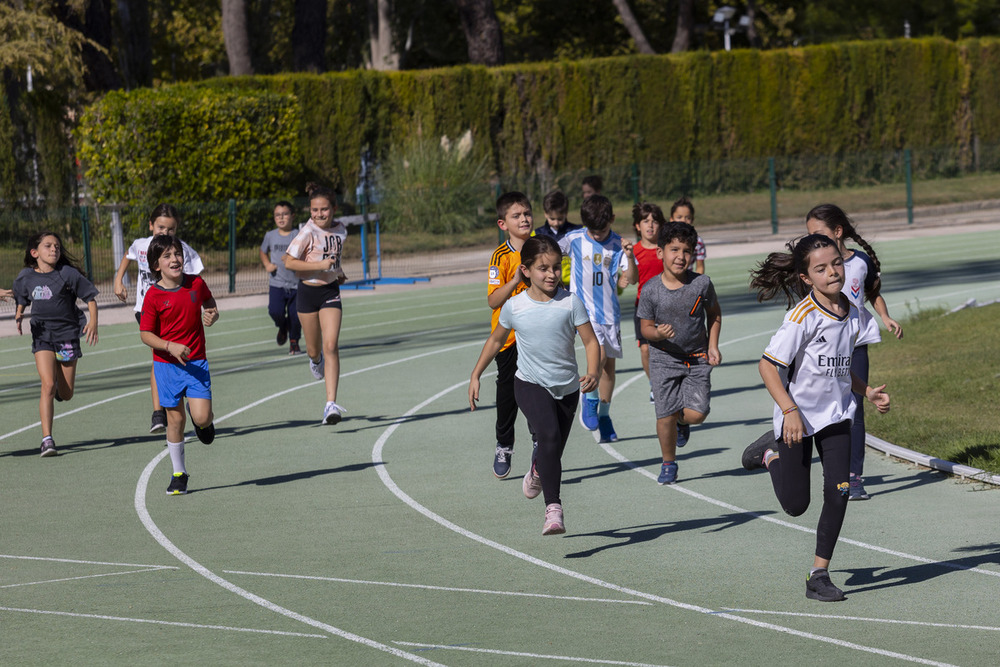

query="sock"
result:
[167,440,186,475]
[584,390,599,402]
[809,567,827,577]
[763,449,778,468]
[598,401,610,417]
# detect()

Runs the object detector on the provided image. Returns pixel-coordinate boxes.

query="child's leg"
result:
[164,405,187,473]
[598,356,616,404]
[298,310,321,360]
[640,343,650,379]
[656,413,678,462]
[55,357,78,401]
[766,435,814,517]
[849,346,869,477]
[814,421,851,563]
[267,285,286,330]
[493,344,518,449]
[514,379,574,506]
[33,350,58,438]
[319,306,343,403]
[150,365,162,411]
[186,397,214,429]
[287,288,302,343]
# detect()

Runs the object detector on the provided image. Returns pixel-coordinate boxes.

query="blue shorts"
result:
[153,359,212,407]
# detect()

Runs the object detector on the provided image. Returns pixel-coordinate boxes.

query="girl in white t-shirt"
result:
[743,233,891,603]
[469,236,600,536]
[805,204,902,501]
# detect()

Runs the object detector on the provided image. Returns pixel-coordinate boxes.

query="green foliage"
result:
[0,86,15,202]
[377,131,492,233]
[75,87,301,245]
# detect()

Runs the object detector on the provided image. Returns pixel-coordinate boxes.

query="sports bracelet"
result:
[782,405,799,415]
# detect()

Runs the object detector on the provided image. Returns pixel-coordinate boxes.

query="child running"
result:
[742,233,891,601]
[12,231,99,457]
[638,221,722,485]
[282,184,348,425]
[114,204,204,434]
[805,204,903,499]
[140,235,219,495]
[469,236,600,535]
[559,194,637,443]
[260,200,303,355]
[669,197,706,274]
[631,202,666,403]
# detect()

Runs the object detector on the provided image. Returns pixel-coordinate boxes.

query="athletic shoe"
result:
[309,353,325,380]
[276,324,288,346]
[597,415,618,443]
[542,503,565,535]
[187,406,215,445]
[322,401,346,425]
[493,445,513,479]
[806,568,845,602]
[288,341,302,355]
[522,463,542,499]
[166,472,189,496]
[742,431,775,471]
[579,396,599,431]
[676,422,690,448]
[39,437,57,458]
[848,474,870,501]
[657,461,678,485]
[54,388,64,402]
[150,409,167,434]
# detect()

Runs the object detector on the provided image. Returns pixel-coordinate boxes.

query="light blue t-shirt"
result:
[498,288,590,398]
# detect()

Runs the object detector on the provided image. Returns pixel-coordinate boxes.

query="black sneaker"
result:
[276,324,288,346]
[40,437,58,457]
[187,405,215,444]
[150,409,167,434]
[54,388,64,402]
[742,430,776,471]
[493,444,513,479]
[166,472,189,495]
[806,569,845,601]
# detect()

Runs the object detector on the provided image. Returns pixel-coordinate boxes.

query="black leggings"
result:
[767,420,851,561]
[514,377,579,506]
[494,344,520,447]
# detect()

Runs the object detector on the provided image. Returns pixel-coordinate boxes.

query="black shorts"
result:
[296,281,342,314]
[32,338,83,361]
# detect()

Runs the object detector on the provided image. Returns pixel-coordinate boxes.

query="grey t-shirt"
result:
[635,271,717,359]
[13,265,99,343]
[260,228,300,289]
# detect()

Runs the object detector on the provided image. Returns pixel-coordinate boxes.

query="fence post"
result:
[904,148,914,225]
[768,157,778,235]
[228,199,236,293]
[359,189,370,282]
[631,163,640,204]
[79,205,93,281]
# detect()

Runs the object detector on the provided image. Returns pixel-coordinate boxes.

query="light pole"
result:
[712,5,750,51]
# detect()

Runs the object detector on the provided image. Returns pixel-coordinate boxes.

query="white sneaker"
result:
[542,503,565,535]
[522,464,542,499]
[309,353,325,380]
[322,401,345,425]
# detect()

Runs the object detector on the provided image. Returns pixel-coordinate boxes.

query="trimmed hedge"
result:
[77,37,1000,204]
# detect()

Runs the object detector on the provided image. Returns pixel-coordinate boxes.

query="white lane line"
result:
[224,570,651,606]
[0,567,175,589]
[373,380,956,667]
[393,641,670,666]
[721,608,1000,632]
[0,554,176,568]
[0,606,328,638]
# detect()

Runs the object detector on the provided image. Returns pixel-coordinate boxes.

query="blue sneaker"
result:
[597,415,617,443]
[579,396,599,431]
[676,422,690,448]
[657,461,678,485]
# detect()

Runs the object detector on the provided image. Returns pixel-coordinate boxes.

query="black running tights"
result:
[514,377,578,506]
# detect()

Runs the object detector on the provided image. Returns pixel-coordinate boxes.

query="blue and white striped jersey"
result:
[558,228,630,326]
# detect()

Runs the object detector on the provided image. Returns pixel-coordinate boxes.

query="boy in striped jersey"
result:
[558,194,637,443]
[486,192,534,478]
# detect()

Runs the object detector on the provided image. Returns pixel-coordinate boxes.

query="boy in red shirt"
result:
[139,235,220,496]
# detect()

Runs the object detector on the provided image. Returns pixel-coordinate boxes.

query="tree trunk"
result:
[455,0,504,65]
[745,0,760,48]
[222,0,254,75]
[611,0,654,55]
[53,0,121,91]
[670,0,693,53]
[368,0,399,70]
[292,0,327,72]
[115,0,152,88]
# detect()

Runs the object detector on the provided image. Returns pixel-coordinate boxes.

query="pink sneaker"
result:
[522,464,542,499]
[542,503,565,535]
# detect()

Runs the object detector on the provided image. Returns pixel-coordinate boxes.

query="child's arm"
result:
[694,259,706,274]
[487,267,523,310]
[260,248,277,275]
[469,324,511,410]
[640,318,675,343]
[872,295,903,339]
[851,373,890,414]
[140,330,190,366]
[202,297,219,327]
[617,240,638,288]
[14,304,25,335]
[759,358,804,445]
[706,301,722,366]
[113,255,132,302]
[282,253,338,274]
[0,287,11,301]
[82,300,99,346]
[576,322,601,393]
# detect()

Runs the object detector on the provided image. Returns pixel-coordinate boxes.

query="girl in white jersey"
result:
[743,234,891,602]
[806,204,902,500]
[283,184,348,425]
[470,236,601,536]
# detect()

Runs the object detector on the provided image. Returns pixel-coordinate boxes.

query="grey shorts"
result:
[649,352,712,419]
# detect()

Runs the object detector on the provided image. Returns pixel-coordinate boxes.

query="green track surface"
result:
[2,227,999,666]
